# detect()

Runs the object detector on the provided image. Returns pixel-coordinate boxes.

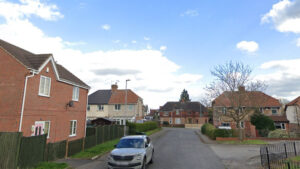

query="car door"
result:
[145,137,153,163]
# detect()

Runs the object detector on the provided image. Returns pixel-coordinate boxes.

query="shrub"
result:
[250,110,275,137]
[127,122,159,135]
[268,129,289,138]
[214,129,233,138]
[201,123,216,139]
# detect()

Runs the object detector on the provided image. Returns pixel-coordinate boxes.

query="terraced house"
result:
[87,84,144,125]
[0,39,89,142]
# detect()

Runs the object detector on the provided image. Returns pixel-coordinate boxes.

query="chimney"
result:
[238,86,245,92]
[111,84,118,92]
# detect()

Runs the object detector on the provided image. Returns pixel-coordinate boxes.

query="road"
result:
[75,128,225,169]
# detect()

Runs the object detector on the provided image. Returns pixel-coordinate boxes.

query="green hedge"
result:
[268,129,297,138]
[201,123,236,140]
[127,122,158,135]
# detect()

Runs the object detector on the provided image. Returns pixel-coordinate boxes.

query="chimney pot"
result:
[111,84,118,91]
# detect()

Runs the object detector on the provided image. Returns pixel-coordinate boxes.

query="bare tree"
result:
[206,61,267,141]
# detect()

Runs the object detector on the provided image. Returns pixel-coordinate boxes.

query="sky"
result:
[0,0,300,108]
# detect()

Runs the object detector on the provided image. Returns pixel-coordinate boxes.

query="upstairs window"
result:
[114,104,121,111]
[87,105,90,111]
[128,105,134,110]
[98,105,104,111]
[72,86,79,101]
[222,107,227,114]
[163,112,169,116]
[176,110,180,115]
[39,76,51,96]
[271,108,278,114]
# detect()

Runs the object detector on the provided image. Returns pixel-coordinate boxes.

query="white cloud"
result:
[131,40,137,44]
[262,0,300,34]
[255,59,300,100]
[297,38,300,47]
[180,9,199,17]
[144,37,150,41]
[0,0,63,21]
[146,44,152,49]
[112,40,120,43]
[236,41,259,53]
[101,24,111,31]
[0,0,204,108]
[160,46,167,51]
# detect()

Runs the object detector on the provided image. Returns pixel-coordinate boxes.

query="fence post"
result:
[65,140,69,158]
[284,143,288,158]
[266,147,271,169]
[293,142,297,156]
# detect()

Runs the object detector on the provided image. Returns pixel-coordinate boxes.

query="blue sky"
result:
[1,0,300,108]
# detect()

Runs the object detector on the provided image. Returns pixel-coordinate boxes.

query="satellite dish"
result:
[68,101,74,107]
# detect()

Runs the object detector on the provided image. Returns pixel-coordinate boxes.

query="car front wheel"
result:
[141,157,146,169]
[150,150,154,164]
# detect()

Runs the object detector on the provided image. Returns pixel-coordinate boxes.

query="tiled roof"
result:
[108,90,140,104]
[286,96,300,106]
[88,89,141,105]
[269,115,289,123]
[213,91,281,107]
[159,101,207,113]
[88,90,112,104]
[0,39,89,89]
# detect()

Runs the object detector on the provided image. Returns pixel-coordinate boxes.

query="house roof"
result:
[0,39,89,89]
[286,96,300,106]
[88,89,141,105]
[159,101,207,113]
[213,91,281,107]
[269,115,289,123]
[88,90,112,104]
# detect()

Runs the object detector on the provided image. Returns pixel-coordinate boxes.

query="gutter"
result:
[19,71,35,132]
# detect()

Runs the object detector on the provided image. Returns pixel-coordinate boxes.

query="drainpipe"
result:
[19,71,35,132]
[84,90,89,137]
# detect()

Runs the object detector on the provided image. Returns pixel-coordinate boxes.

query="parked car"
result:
[108,135,154,169]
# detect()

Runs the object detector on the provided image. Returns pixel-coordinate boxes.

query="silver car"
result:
[108,135,154,169]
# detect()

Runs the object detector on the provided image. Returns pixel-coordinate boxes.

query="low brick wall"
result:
[185,124,202,129]
[216,137,300,141]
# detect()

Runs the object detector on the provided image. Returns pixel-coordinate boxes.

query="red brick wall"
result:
[0,49,88,142]
[0,47,28,132]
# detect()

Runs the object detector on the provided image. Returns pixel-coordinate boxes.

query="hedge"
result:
[201,123,237,140]
[127,122,158,135]
[268,129,298,138]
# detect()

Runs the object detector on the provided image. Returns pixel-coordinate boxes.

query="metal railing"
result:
[260,141,300,169]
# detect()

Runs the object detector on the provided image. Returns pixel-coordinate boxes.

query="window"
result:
[176,110,180,115]
[260,108,264,113]
[221,122,230,127]
[39,76,51,96]
[271,108,278,114]
[163,112,169,116]
[175,118,181,124]
[72,86,79,101]
[169,118,172,124]
[87,105,90,111]
[98,105,104,111]
[69,120,77,136]
[222,107,227,114]
[281,123,286,130]
[114,104,121,111]
[240,121,245,128]
[34,121,50,138]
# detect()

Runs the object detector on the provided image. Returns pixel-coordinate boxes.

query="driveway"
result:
[71,128,224,169]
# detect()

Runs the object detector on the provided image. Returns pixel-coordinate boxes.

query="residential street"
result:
[74,128,224,169]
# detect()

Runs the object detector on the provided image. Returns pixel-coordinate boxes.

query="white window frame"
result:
[38,76,51,97]
[72,86,79,101]
[114,104,121,111]
[163,112,169,116]
[240,121,245,129]
[98,105,104,111]
[69,120,77,137]
[34,121,50,138]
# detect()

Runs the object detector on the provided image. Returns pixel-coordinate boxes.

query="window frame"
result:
[72,86,80,101]
[114,104,121,111]
[38,76,51,97]
[271,108,278,114]
[98,105,104,111]
[69,120,77,137]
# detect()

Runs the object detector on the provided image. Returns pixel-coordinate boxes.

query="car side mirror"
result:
[145,144,149,148]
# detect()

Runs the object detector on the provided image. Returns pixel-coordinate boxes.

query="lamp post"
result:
[124,79,130,135]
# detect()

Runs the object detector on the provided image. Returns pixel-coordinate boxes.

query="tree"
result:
[250,109,275,137]
[179,89,191,102]
[206,61,267,140]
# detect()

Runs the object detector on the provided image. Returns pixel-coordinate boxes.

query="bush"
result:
[127,122,159,135]
[268,129,289,138]
[201,123,216,139]
[214,129,233,138]
[250,110,275,137]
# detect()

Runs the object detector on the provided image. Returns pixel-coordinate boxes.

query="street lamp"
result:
[124,79,130,135]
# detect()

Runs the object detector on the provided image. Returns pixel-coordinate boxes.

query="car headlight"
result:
[108,154,113,161]
[135,153,143,160]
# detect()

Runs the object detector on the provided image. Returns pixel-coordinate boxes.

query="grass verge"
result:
[288,156,300,162]
[145,127,162,136]
[217,139,268,145]
[34,162,68,169]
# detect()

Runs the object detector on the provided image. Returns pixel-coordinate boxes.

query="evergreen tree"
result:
[179,89,191,102]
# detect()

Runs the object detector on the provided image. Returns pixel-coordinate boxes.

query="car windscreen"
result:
[116,138,144,148]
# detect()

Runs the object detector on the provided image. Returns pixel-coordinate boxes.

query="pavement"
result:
[59,127,225,169]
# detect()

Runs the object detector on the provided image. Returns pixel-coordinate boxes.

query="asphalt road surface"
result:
[77,128,225,169]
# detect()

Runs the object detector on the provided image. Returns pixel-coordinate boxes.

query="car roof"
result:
[121,135,147,139]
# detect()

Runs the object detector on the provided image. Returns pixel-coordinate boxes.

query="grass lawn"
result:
[288,156,300,162]
[72,128,162,159]
[217,139,268,145]
[34,162,68,169]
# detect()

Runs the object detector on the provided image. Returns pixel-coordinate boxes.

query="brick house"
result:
[0,39,90,142]
[159,101,208,126]
[212,86,286,137]
[285,97,300,133]
[87,84,144,125]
